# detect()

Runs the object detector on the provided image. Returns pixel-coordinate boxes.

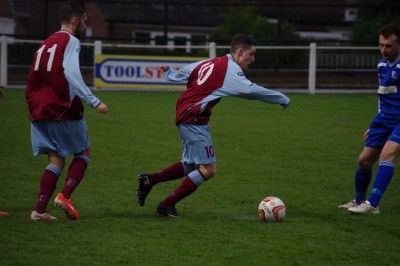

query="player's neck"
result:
[230,53,238,64]
[387,55,400,66]
[60,25,75,36]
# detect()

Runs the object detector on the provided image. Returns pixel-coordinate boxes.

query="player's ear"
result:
[237,47,243,57]
[71,16,78,25]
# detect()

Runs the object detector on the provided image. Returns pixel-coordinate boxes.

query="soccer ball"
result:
[258,196,286,222]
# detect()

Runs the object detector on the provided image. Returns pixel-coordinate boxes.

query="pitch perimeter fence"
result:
[1,35,379,94]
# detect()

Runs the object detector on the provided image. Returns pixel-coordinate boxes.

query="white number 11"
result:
[34,44,57,72]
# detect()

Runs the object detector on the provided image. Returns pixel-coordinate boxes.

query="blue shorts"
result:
[365,115,400,147]
[31,119,89,157]
[178,123,216,165]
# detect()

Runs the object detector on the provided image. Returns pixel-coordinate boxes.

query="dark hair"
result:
[59,1,85,24]
[379,24,400,43]
[230,34,257,53]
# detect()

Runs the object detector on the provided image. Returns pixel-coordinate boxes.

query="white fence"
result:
[0,35,378,94]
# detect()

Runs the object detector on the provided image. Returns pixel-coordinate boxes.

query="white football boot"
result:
[348,200,380,215]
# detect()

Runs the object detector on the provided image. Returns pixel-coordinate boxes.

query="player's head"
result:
[59,1,87,39]
[230,34,257,70]
[378,24,400,62]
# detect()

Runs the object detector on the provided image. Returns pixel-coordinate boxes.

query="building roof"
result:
[95,1,226,27]
[8,0,30,18]
[94,0,358,31]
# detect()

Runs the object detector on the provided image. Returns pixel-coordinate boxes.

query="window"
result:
[134,32,151,44]
[154,35,167,46]
[134,31,209,52]
[191,34,208,46]
[345,8,358,22]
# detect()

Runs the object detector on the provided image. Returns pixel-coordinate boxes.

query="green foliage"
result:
[1,90,399,265]
[351,0,400,42]
[218,6,275,41]
[216,6,304,68]
[351,18,382,43]
[217,6,298,44]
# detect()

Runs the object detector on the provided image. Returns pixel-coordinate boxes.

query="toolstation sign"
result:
[94,55,205,90]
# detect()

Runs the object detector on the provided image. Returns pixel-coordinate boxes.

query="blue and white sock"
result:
[368,161,394,208]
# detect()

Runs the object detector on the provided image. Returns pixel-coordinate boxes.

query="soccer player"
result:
[26,1,109,221]
[137,34,290,217]
[339,24,400,215]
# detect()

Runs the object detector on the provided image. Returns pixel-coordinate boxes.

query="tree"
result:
[351,0,400,43]
[216,6,304,68]
[217,6,298,44]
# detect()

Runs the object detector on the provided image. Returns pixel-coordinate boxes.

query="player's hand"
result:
[96,102,108,114]
[159,66,169,72]
[280,103,289,109]
[363,128,370,140]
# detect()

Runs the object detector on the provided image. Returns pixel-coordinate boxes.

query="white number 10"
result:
[34,44,57,72]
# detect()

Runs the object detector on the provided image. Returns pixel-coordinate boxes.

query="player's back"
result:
[26,31,83,121]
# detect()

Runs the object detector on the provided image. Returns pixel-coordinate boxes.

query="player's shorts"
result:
[31,119,89,157]
[365,115,400,147]
[178,123,216,165]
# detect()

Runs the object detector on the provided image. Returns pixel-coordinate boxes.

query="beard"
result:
[75,28,84,40]
[75,31,81,40]
[75,22,85,40]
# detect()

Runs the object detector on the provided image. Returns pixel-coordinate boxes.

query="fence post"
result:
[308,42,316,94]
[0,35,7,87]
[93,40,102,90]
[94,40,102,56]
[209,42,216,58]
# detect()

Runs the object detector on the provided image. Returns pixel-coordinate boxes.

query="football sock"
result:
[368,161,394,208]
[35,165,62,214]
[149,161,194,185]
[354,167,372,203]
[187,169,207,186]
[61,155,89,199]
[161,170,206,206]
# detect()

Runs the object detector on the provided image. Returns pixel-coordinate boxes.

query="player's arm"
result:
[220,63,290,108]
[160,60,204,82]
[63,38,108,114]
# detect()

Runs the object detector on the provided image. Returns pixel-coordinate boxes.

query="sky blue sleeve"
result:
[217,61,290,106]
[163,61,204,82]
[63,37,101,108]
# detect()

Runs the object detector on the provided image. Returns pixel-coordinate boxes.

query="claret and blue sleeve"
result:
[164,54,290,107]
[164,53,290,125]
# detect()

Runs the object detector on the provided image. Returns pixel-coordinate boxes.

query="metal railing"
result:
[0,35,378,94]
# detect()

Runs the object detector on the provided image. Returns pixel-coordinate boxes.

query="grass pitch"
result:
[0,90,399,265]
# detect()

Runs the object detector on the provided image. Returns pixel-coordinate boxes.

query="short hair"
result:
[230,34,257,53]
[379,24,400,43]
[59,1,85,24]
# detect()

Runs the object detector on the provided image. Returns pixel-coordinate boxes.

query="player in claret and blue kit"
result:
[26,1,108,221]
[136,34,290,217]
[339,24,400,215]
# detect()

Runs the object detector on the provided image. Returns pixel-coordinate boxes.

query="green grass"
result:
[1,90,399,265]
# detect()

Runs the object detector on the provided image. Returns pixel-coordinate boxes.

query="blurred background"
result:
[1,0,399,90]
